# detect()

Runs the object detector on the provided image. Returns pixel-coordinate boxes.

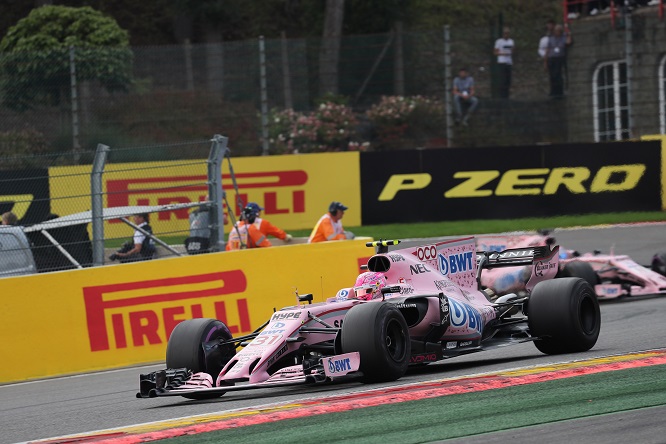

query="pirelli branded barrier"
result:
[360,141,663,224]
[0,239,372,383]
[5,141,663,236]
[641,134,666,210]
[0,168,51,224]
[48,151,361,239]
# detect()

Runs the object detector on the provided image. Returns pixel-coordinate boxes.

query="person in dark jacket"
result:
[109,213,156,263]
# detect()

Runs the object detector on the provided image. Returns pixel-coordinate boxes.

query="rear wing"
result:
[477,245,560,293]
[477,245,554,268]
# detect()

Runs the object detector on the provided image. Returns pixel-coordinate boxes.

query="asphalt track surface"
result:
[2,224,666,444]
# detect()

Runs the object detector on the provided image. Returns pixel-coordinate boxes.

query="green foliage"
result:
[366,95,445,150]
[0,5,132,111]
[0,127,49,169]
[266,102,364,154]
[93,91,260,157]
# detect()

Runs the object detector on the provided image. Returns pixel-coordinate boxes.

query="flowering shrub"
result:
[365,95,445,150]
[0,128,49,168]
[266,102,365,154]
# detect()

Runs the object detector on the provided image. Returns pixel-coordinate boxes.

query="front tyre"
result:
[166,318,235,399]
[340,302,410,383]
[528,278,600,355]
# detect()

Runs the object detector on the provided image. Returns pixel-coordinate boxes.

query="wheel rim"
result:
[385,318,407,362]
[579,296,597,335]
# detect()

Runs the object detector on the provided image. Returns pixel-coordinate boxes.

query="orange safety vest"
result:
[253,217,288,240]
[226,221,272,250]
[308,213,346,243]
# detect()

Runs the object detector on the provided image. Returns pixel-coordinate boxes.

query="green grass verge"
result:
[159,364,666,444]
[104,211,666,249]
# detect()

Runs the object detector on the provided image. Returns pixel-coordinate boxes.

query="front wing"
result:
[137,353,361,399]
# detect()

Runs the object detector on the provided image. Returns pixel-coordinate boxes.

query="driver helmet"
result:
[353,272,387,300]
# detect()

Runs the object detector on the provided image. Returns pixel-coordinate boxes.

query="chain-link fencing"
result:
[6,12,664,162]
[0,19,622,160]
[0,135,229,276]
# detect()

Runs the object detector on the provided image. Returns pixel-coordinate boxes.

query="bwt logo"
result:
[83,271,249,352]
[449,299,482,332]
[439,252,474,276]
[105,170,308,222]
[328,357,352,374]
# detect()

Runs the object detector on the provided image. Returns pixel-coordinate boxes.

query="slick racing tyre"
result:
[341,302,410,383]
[166,318,235,399]
[559,261,598,289]
[528,278,600,355]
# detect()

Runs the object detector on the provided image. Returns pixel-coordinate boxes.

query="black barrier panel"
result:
[0,169,51,224]
[360,141,662,224]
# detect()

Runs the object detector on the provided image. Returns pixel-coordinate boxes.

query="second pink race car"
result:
[476,231,666,300]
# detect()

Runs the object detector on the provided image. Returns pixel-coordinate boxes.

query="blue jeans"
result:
[454,95,479,120]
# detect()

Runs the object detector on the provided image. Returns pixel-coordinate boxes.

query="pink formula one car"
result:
[138,238,600,400]
[476,232,666,300]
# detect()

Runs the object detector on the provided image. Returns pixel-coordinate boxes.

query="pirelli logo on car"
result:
[105,170,308,223]
[83,271,250,352]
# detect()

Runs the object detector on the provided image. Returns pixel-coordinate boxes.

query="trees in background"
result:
[0,5,132,111]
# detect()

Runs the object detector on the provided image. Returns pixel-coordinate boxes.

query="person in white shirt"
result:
[493,27,515,99]
[538,19,556,59]
[109,213,156,263]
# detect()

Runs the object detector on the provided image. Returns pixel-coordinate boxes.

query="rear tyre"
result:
[559,261,598,288]
[166,318,235,399]
[340,302,410,383]
[528,278,600,354]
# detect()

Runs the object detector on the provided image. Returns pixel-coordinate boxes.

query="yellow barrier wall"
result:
[48,151,361,239]
[641,135,666,210]
[0,239,373,383]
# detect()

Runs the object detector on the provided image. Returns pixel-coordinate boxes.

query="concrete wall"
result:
[566,7,666,142]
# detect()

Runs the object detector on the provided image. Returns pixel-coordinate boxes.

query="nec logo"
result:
[410,264,431,275]
[439,252,474,276]
[105,170,308,222]
[83,271,249,352]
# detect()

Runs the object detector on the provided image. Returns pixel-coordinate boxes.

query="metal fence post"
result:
[91,143,109,266]
[208,134,228,251]
[259,36,270,155]
[69,46,81,158]
[624,10,634,139]
[443,25,454,147]
[280,31,293,109]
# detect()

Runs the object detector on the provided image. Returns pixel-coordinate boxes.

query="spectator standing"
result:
[538,19,556,59]
[494,27,515,99]
[108,213,156,263]
[452,67,479,126]
[545,24,573,98]
[225,205,272,250]
[2,211,18,225]
[308,201,354,243]
[245,202,293,243]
